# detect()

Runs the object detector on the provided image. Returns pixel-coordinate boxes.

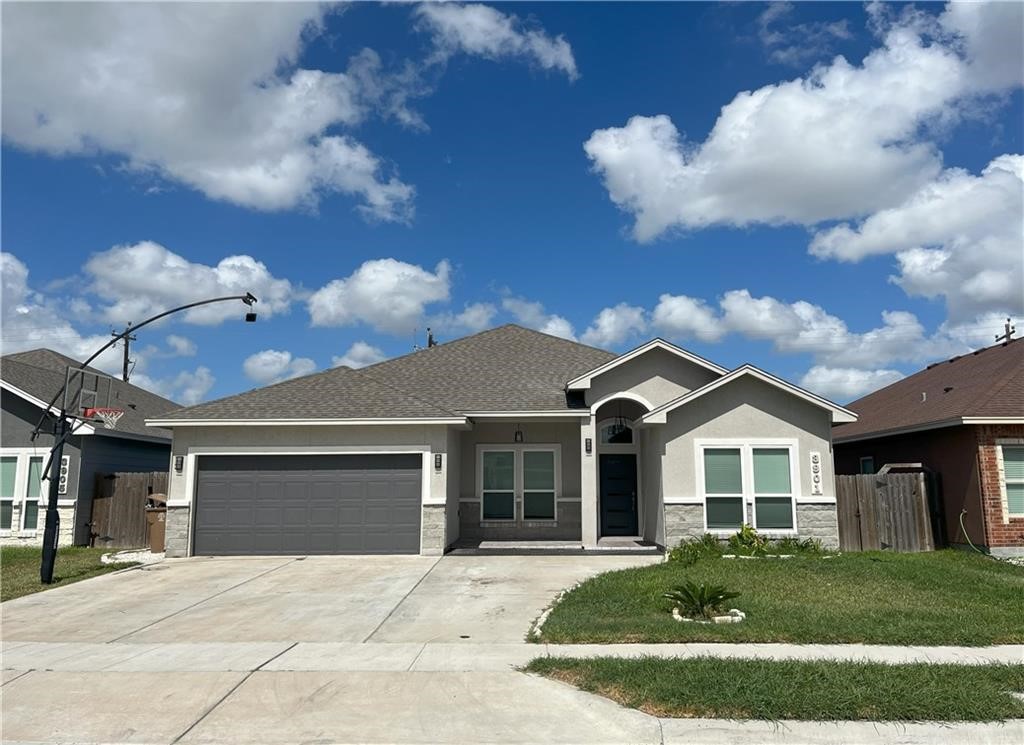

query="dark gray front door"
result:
[600,453,638,536]
[193,454,422,555]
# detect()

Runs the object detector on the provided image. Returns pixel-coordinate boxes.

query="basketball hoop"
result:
[83,407,125,429]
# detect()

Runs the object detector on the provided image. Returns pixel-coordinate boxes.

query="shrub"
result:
[667,533,723,565]
[663,580,741,620]
[728,523,769,555]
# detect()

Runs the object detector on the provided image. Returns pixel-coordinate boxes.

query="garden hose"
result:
[959,509,986,555]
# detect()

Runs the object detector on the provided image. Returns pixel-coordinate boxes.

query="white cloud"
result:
[1,252,218,404]
[0,252,120,370]
[799,365,905,402]
[308,259,451,335]
[430,302,497,334]
[242,349,317,385]
[584,2,1022,241]
[810,154,1024,322]
[84,241,293,326]
[652,294,726,343]
[501,296,576,340]
[165,335,197,357]
[757,1,853,67]
[581,303,647,348]
[1,3,415,220]
[415,2,578,80]
[132,366,215,406]
[332,341,387,369]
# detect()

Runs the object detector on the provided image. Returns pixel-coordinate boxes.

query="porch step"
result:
[447,539,663,556]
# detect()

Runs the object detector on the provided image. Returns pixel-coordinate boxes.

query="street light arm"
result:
[31,293,258,440]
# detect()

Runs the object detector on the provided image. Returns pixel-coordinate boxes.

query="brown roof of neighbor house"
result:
[156,324,617,421]
[833,338,1024,442]
[1,348,179,439]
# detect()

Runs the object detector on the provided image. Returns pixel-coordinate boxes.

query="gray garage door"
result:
[193,454,422,555]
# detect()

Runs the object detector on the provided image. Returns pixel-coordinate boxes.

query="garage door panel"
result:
[194,454,423,555]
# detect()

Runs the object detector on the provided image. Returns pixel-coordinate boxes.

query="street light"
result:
[31,292,259,583]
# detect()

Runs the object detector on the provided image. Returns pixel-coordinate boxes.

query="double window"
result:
[480,446,559,522]
[1,452,45,532]
[1001,445,1024,518]
[700,443,796,532]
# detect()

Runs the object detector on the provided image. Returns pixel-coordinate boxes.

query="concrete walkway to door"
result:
[3,553,1021,745]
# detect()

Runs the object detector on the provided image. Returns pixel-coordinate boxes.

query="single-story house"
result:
[1,348,178,546]
[833,337,1024,557]
[148,324,856,557]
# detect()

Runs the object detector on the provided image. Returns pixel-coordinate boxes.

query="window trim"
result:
[695,439,799,535]
[997,439,1024,521]
[476,444,562,524]
[859,456,875,475]
[0,447,52,536]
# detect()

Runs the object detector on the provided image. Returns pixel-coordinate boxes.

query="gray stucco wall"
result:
[640,427,666,545]
[457,421,582,542]
[658,375,837,541]
[586,347,721,411]
[445,427,461,548]
[660,376,836,501]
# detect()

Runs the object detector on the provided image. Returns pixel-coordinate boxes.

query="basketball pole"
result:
[36,292,259,584]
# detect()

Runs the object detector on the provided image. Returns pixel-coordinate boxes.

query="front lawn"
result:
[525,657,1024,721]
[1,546,137,602]
[537,550,1024,645]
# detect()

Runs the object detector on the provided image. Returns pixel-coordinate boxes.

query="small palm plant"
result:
[663,580,741,620]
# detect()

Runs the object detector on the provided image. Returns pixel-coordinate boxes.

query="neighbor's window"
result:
[859,456,875,474]
[22,457,43,531]
[523,450,555,520]
[752,448,794,530]
[1,457,15,530]
[481,451,515,520]
[703,448,744,530]
[1002,445,1024,518]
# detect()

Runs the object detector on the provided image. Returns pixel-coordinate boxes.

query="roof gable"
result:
[833,338,1024,441]
[642,364,857,425]
[566,338,727,391]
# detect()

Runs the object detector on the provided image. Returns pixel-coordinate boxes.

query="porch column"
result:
[580,414,599,547]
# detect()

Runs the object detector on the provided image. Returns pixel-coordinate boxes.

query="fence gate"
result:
[90,471,168,548]
[836,471,934,552]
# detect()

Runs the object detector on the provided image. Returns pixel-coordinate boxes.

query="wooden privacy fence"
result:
[90,471,168,549]
[836,471,934,552]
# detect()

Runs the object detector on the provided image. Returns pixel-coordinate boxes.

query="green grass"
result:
[526,657,1024,721]
[537,550,1024,645]
[1,546,137,602]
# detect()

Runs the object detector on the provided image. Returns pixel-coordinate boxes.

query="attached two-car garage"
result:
[192,454,423,555]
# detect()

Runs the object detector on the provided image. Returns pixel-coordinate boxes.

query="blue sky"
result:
[2,1,1021,405]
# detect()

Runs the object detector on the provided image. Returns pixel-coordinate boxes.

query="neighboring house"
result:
[833,338,1024,557]
[150,325,855,558]
[1,349,179,546]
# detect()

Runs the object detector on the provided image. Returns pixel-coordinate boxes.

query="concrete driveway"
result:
[2,553,663,744]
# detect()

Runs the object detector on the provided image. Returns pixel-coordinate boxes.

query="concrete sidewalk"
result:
[4,640,1023,672]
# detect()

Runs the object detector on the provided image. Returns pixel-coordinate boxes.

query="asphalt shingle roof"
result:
[1,349,179,440]
[158,325,618,421]
[833,338,1024,441]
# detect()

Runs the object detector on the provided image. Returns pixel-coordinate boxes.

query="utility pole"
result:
[113,325,137,382]
[995,318,1016,344]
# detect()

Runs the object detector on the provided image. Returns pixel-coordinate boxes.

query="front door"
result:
[600,453,638,536]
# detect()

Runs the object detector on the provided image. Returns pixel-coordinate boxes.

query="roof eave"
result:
[641,365,858,425]
[834,416,1024,444]
[146,416,470,427]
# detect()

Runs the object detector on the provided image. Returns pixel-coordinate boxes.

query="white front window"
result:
[698,441,797,533]
[1,450,49,533]
[1001,445,1024,518]
[478,445,560,522]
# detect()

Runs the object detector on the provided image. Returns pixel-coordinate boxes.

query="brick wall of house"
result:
[976,424,1024,551]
